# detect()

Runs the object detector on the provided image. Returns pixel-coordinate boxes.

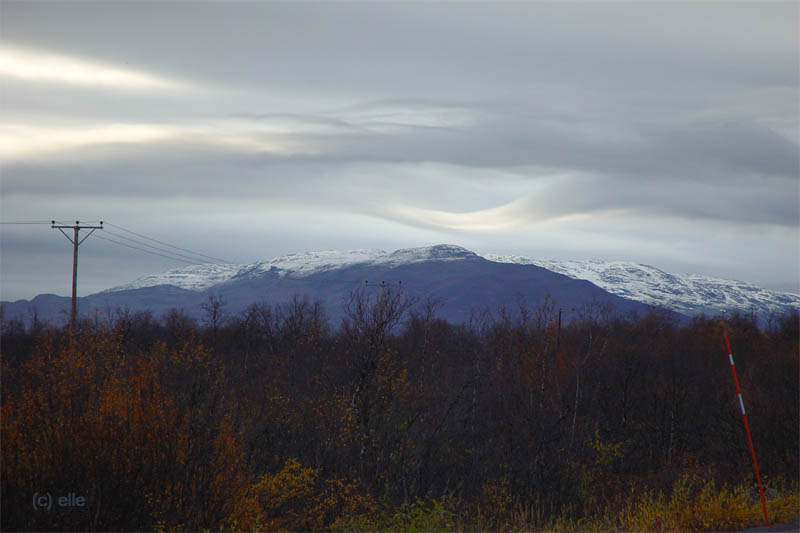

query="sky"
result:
[1,1,798,301]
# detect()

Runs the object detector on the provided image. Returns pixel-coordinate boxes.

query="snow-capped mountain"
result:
[105,246,798,321]
[106,245,480,292]
[483,254,800,319]
[5,245,796,326]
[6,245,653,326]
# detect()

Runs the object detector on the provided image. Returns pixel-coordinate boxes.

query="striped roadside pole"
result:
[723,332,769,526]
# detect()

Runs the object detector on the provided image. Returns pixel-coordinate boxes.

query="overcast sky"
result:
[1,1,798,301]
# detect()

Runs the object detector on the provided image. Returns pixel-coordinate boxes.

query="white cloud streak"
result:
[0,122,316,161]
[0,45,183,89]
[388,199,531,232]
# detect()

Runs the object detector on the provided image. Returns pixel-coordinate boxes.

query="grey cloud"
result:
[525,175,799,228]
[4,95,797,229]
[232,102,799,185]
[372,171,798,235]
[5,3,795,97]
[2,2,797,299]
[646,122,799,179]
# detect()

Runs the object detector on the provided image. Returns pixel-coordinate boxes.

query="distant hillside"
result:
[483,254,800,321]
[1,245,659,326]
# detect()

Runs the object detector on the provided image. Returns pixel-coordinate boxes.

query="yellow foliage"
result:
[548,474,800,532]
[482,479,513,518]
[471,479,516,530]
[590,430,623,469]
[631,476,796,532]
[247,458,376,532]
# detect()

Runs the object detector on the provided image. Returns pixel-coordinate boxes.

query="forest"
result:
[1,289,798,532]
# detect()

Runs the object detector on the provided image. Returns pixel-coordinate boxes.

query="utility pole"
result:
[51,220,103,331]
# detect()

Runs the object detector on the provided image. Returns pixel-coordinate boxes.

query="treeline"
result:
[1,290,798,531]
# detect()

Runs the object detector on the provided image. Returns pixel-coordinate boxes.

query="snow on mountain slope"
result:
[104,244,798,319]
[105,245,477,292]
[234,249,387,280]
[105,263,243,292]
[482,254,800,318]
[236,245,478,280]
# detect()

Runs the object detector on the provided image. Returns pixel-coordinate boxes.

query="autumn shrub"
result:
[79,338,253,531]
[383,498,458,532]
[1,329,252,531]
[331,497,457,532]
[246,458,376,532]
[1,328,124,530]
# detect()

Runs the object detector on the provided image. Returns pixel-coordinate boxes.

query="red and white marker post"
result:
[723,332,769,526]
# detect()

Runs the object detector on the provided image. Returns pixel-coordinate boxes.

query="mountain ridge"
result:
[3,244,797,326]
[1,245,652,326]
[483,254,799,320]
[102,245,798,321]
[104,244,480,292]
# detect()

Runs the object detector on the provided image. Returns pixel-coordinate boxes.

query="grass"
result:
[545,475,800,532]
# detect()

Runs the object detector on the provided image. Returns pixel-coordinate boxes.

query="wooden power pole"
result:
[51,220,103,331]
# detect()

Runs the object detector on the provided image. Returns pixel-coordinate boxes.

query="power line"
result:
[7,219,405,288]
[288,278,404,288]
[4,219,232,263]
[104,222,232,263]
[93,234,202,265]
[103,228,221,264]
[91,238,404,287]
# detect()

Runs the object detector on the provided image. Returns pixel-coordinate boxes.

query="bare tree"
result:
[201,294,227,349]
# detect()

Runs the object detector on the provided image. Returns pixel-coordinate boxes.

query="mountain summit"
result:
[107,245,479,291]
